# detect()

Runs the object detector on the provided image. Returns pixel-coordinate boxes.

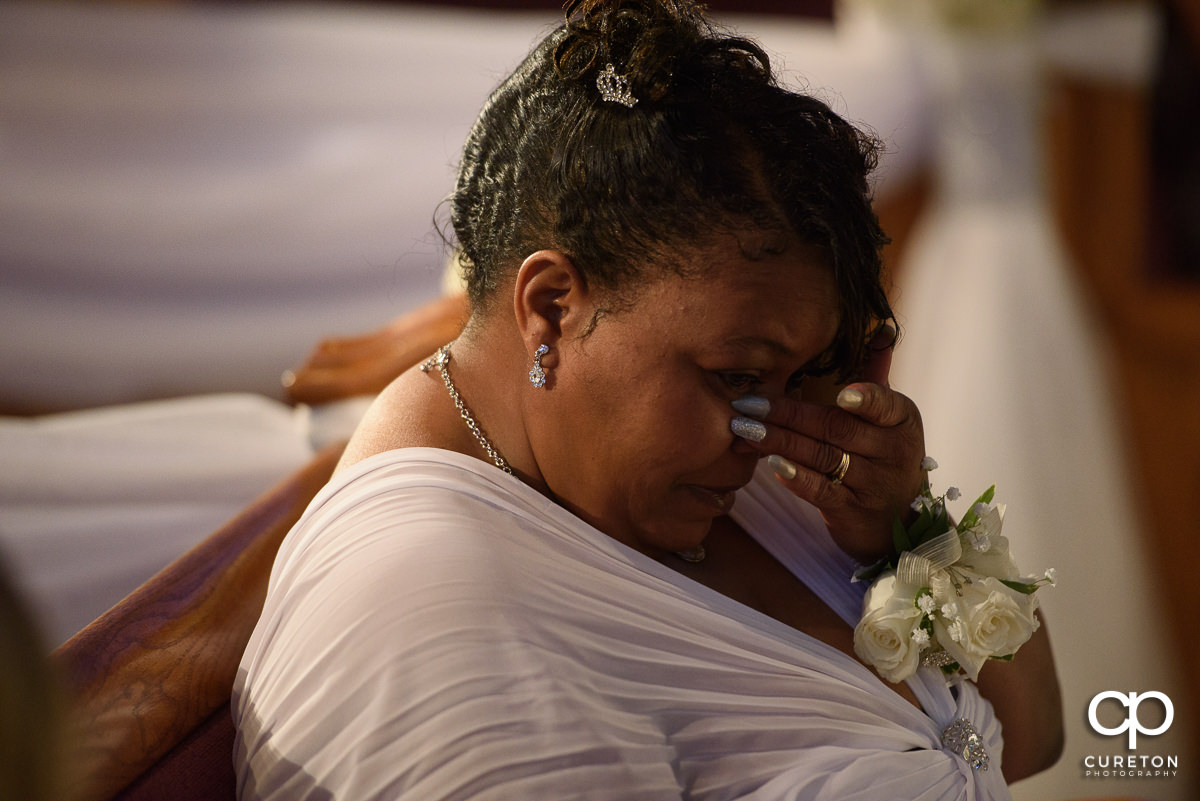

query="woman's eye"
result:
[719,373,761,392]
[785,372,806,396]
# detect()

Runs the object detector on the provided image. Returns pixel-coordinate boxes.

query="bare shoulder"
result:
[337,363,468,472]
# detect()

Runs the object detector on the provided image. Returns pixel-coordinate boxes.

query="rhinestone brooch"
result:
[941,718,989,771]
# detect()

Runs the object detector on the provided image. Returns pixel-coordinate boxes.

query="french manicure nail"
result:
[768,454,797,479]
[731,395,770,419]
[837,387,864,410]
[730,417,767,443]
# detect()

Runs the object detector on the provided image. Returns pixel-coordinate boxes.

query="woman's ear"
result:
[512,250,592,352]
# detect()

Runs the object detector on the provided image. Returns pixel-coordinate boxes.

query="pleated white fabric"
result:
[234,448,1010,800]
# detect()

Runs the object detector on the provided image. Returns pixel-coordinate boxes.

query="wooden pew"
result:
[52,442,344,801]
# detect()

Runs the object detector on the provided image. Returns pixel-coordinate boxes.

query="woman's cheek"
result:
[697,402,741,459]
[643,405,720,468]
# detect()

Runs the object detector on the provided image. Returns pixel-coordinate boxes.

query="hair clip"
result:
[596,63,637,108]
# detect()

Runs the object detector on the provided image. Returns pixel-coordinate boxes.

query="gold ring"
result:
[829,451,850,485]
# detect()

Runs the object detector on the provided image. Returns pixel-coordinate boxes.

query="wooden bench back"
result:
[52,443,343,801]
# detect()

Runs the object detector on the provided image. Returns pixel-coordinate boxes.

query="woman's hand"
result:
[730,327,926,563]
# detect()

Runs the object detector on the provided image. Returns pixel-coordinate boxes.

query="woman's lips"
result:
[686,484,740,513]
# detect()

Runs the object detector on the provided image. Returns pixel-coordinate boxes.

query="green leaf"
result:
[990,653,1015,662]
[907,505,935,542]
[930,507,951,545]
[999,579,1039,595]
[911,508,951,548]
[956,484,996,531]
[854,557,889,584]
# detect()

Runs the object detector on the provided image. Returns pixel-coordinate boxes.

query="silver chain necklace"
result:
[419,341,705,563]
[421,342,513,475]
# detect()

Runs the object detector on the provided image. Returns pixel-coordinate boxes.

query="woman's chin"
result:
[642,492,731,554]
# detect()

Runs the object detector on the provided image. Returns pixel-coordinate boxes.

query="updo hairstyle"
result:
[450,0,893,378]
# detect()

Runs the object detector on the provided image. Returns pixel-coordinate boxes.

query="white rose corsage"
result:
[851,457,1056,683]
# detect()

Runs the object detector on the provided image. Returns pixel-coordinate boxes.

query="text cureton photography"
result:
[1082,754,1179,778]
[1083,690,1180,779]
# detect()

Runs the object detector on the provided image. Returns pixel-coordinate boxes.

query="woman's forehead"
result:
[670,238,835,308]
[625,251,840,349]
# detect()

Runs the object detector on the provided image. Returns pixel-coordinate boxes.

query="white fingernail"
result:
[730,417,767,443]
[731,395,770,419]
[768,454,797,479]
[837,388,864,410]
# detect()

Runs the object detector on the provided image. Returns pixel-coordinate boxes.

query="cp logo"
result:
[1088,691,1174,749]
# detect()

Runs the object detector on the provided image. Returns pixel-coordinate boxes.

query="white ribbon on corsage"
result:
[896,528,962,593]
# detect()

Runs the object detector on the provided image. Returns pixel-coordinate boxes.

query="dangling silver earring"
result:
[528,344,549,388]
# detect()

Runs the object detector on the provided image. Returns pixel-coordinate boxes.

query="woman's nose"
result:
[729,435,764,458]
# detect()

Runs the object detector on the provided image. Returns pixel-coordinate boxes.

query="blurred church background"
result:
[1,1,1195,798]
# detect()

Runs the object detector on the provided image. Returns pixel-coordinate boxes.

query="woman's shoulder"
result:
[336,361,476,473]
[243,449,551,697]
[277,445,526,575]
[263,444,600,633]
[234,450,586,800]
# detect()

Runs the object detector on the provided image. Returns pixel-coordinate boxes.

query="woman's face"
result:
[536,235,840,558]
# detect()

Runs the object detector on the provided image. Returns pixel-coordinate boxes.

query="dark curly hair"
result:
[450,0,893,378]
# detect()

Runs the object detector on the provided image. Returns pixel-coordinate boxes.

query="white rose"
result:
[853,573,926,683]
[931,610,988,681]
[934,575,1039,680]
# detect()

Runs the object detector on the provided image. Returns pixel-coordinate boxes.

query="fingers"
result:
[764,446,896,563]
[766,452,850,509]
[304,331,397,369]
[284,361,399,405]
[729,405,873,511]
[727,368,925,564]
[835,382,914,429]
[730,390,923,509]
[741,386,916,458]
[733,415,849,479]
[283,293,470,405]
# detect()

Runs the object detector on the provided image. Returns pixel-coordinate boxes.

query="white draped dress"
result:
[234,448,1011,800]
